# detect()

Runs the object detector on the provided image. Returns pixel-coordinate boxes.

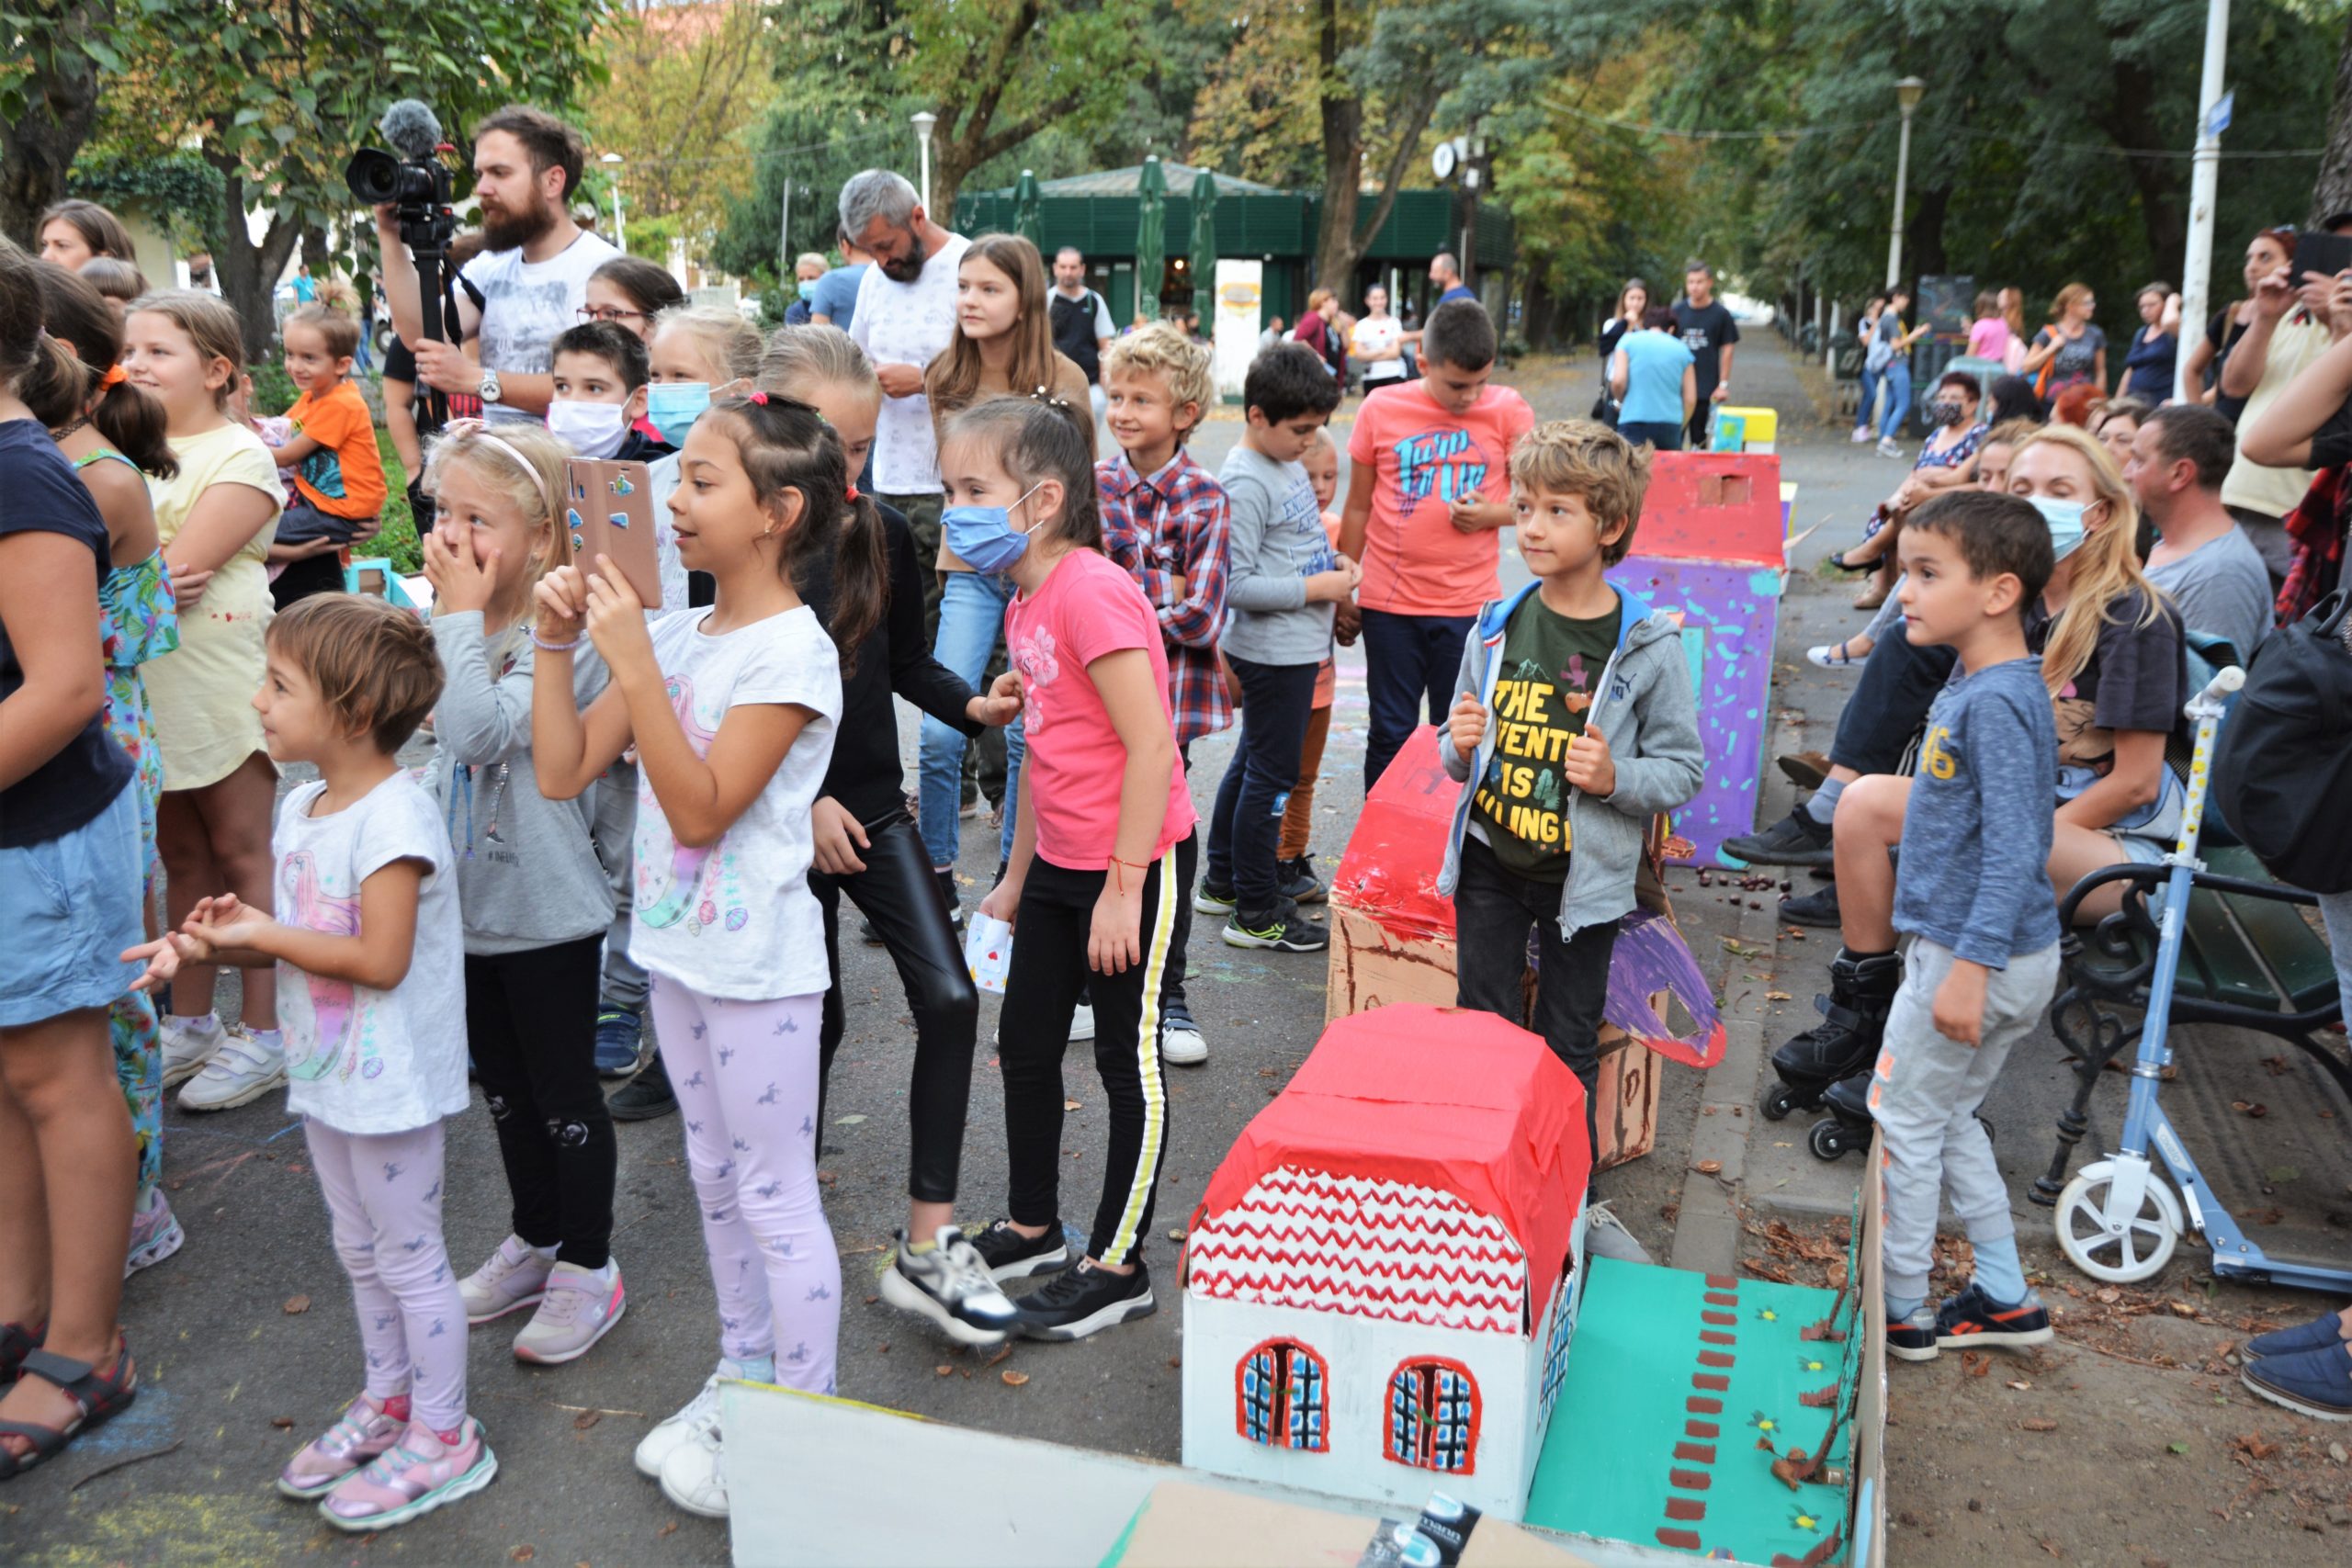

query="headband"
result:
[440,418,556,513]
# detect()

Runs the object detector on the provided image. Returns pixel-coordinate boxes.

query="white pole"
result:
[600,152,627,253]
[778,176,792,285]
[1887,98,1919,290]
[2178,0,2231,403]
[912,112,938,214]
[1827,301,1842,373]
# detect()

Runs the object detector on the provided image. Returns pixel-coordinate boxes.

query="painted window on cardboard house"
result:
[1385,1358,1479,1474]
[1238,1338,1329,1452]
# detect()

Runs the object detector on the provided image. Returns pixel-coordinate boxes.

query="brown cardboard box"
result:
[1103,1479,1596,1568]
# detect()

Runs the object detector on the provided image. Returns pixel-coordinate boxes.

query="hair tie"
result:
[748,389,768,405]
[99,365,128,389]
[845,483,860,503]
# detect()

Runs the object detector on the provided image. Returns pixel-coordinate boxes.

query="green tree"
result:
[102,2,611,358]
[0,0,119,243]
[583,1,775,245]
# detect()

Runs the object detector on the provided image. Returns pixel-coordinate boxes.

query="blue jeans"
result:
[920,570,1023,870]
[1878,362,1912,440]
[1618,420,1682,450]
[1360,607,1477,794]
[1205,655,1320,918]
[1855,365,1883,433]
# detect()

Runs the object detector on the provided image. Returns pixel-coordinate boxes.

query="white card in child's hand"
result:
[963,914,1012,995]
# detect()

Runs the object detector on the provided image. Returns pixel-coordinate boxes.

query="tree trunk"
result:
[1910,184,1951,279]
[2314,11,2352,226]
[208,155,303,364]
[0,3,113,246]
[1522,272,1558,351]
[1312,0,1363,291]
[2093,59,2187,271]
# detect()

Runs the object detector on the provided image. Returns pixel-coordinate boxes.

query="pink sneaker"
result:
[276,1394,403,1498]
[317,1417,498,1530]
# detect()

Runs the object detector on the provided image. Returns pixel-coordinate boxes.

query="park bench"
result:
[2028,842,2347,1206]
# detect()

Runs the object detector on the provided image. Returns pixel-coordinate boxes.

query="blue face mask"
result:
[943,482,1046,576]
[646,382,710,446]
[2029,495,2089,561]
[797,276,822,300]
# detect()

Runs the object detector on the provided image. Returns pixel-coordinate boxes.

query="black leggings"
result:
[812,811,981,1205]
[466,933,617,1269]
[999,838,1193,1267]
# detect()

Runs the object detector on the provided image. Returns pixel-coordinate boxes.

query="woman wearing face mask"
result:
[2181,228,2292,420]
[1827,373,1987,612]
[2008,424,2186,920]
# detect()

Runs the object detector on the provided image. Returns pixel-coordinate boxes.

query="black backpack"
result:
[2212,589,2352,892]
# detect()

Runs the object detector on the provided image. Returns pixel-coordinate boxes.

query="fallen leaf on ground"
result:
[935,1364,953,1376]
[2021,1417,2057,1432]
[657,1521,679,1539]
[1695,1159,1723,1175]
[1002,1371,1030,1387]
[2167,1440,2191,1455]
[1064,1099,1082,1111]
[573,1411,600,1431]
[512,1550,536,1562]
[2007,1380,2031,1391]
[833,1114,866,1125]
[282,1294,311,1315]
[986,1344,1013,1368]
[270,1416,294,1428]
[1766,990,1792,1001]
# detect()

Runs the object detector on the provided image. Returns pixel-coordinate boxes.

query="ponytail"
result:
[26,257,177,479]
[805,491,887,673]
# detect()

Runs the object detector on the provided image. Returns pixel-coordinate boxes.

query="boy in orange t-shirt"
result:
[269,303,387,606]
[1339,299,1533,792]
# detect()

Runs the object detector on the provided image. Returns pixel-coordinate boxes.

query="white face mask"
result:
[546,399,628,459]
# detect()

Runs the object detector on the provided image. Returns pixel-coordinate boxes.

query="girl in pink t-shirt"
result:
[951,397,1194,1343]
[1965,290,2012,363]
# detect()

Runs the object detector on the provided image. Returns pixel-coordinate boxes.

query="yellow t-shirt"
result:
[145,421,283,789]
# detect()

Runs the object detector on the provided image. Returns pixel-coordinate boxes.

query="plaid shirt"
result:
[1098,447,1233,744]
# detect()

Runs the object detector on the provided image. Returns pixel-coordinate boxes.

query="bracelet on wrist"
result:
[532,631,582,653]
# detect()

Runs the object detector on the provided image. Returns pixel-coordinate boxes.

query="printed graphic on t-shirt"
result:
[299,446,348,502]
[1009,626,1064,739]
[1391,428,1493,512]
[1470,599,1619,882]
[279,849,371,1084]
[1919,721,1960,781]
[635,671,749,934]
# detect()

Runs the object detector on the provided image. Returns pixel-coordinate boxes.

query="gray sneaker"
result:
[880,1226,1017,1346]
[458,1235,553,1325]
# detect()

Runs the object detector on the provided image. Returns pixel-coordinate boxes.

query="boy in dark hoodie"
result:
[1439,421,1703,1171]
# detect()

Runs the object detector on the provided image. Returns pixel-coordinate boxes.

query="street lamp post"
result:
[601,152,626,253]
[2177,0,2232,402]
[911,111,938,213]
[1886,77,1925,291]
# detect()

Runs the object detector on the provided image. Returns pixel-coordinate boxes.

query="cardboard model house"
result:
[1182,1004,1591,1521]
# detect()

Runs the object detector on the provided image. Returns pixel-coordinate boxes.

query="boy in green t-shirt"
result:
[1435,421,1703,1167]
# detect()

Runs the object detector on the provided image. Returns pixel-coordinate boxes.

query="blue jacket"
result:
[1437,580,1704,938]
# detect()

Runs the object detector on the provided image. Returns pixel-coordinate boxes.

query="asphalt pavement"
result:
[22,334,2335,1566]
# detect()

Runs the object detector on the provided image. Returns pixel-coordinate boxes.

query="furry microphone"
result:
[380,99,444,161]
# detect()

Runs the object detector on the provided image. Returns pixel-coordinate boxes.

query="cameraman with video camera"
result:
[376,104,618,427]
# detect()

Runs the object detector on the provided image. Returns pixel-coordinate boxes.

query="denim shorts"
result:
[0,783,144,1029]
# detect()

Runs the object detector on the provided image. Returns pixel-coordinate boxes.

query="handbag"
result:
[2211,589,2352,891]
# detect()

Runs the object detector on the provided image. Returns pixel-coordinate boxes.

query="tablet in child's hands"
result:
[563,459,662,608]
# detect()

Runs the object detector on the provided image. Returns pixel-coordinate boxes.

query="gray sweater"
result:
[428,611,615,956]
[1216,444,1336,665]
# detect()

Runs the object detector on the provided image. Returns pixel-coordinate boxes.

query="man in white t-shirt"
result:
[1351,284,1408,395]
[841,168,969,627]
[376,104,621,427]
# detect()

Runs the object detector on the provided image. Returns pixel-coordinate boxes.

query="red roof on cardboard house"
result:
[1188,1005,1589,1333]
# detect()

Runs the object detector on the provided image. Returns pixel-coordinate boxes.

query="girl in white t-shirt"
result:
[531,393,882,1520]
[127,595,488,1532]
[120,291,288,1104]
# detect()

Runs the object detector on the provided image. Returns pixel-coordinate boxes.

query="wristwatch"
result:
[478,367,503,406]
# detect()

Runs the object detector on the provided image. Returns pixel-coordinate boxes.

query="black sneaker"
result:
[1888,1303,1940,1362]
[1193,880,1238,916]
[1722,807,1835,868]
[1012,1257,1156,1341]
[1224,901,1329,952]
[1932,1283,2053,1350]
[608,1053,677,1122]
[1277,856,1327,905]
[859,916,886,946]
[967,1217,1071,1280]
[1780,881,1841,928]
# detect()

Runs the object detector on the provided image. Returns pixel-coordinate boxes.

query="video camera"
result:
[345,99,460,439]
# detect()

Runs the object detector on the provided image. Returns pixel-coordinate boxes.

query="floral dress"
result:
[85,448,180,1204]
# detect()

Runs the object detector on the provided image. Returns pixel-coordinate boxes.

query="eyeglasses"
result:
[577,306,646,324]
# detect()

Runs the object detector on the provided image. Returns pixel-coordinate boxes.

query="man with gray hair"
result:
[841,168,970,631]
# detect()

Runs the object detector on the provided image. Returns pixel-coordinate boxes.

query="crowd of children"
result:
[35,206,2185,1536]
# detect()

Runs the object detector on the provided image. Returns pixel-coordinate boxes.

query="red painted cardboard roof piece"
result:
[1193,1004,1589,1327]
[1632,452,1783,566]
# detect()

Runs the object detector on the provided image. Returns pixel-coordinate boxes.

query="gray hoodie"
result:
[428,612,614,956]
[1438,581,1703,938]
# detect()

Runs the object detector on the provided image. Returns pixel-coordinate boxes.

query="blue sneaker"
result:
[594,1010,645,1077]
[2241,1342,2352,1423]
[2240,1311,2348,1364]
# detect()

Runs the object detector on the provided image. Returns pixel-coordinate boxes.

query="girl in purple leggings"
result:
[531,392,884,1521]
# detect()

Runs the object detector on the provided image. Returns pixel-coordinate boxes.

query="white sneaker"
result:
[175,1026,286,1111]
[511,1259,626,1363]
[1160,1017,1207,1066]
[1876,437,1904,458]
[458,1235,554,1325]
[635,1374,723,1480]
[1069,1003,1095,1042]
[1849,427,1871,444]
[659,1427,729,1518]
[879,1226,1015,1346]
[159,1014,224,1089]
